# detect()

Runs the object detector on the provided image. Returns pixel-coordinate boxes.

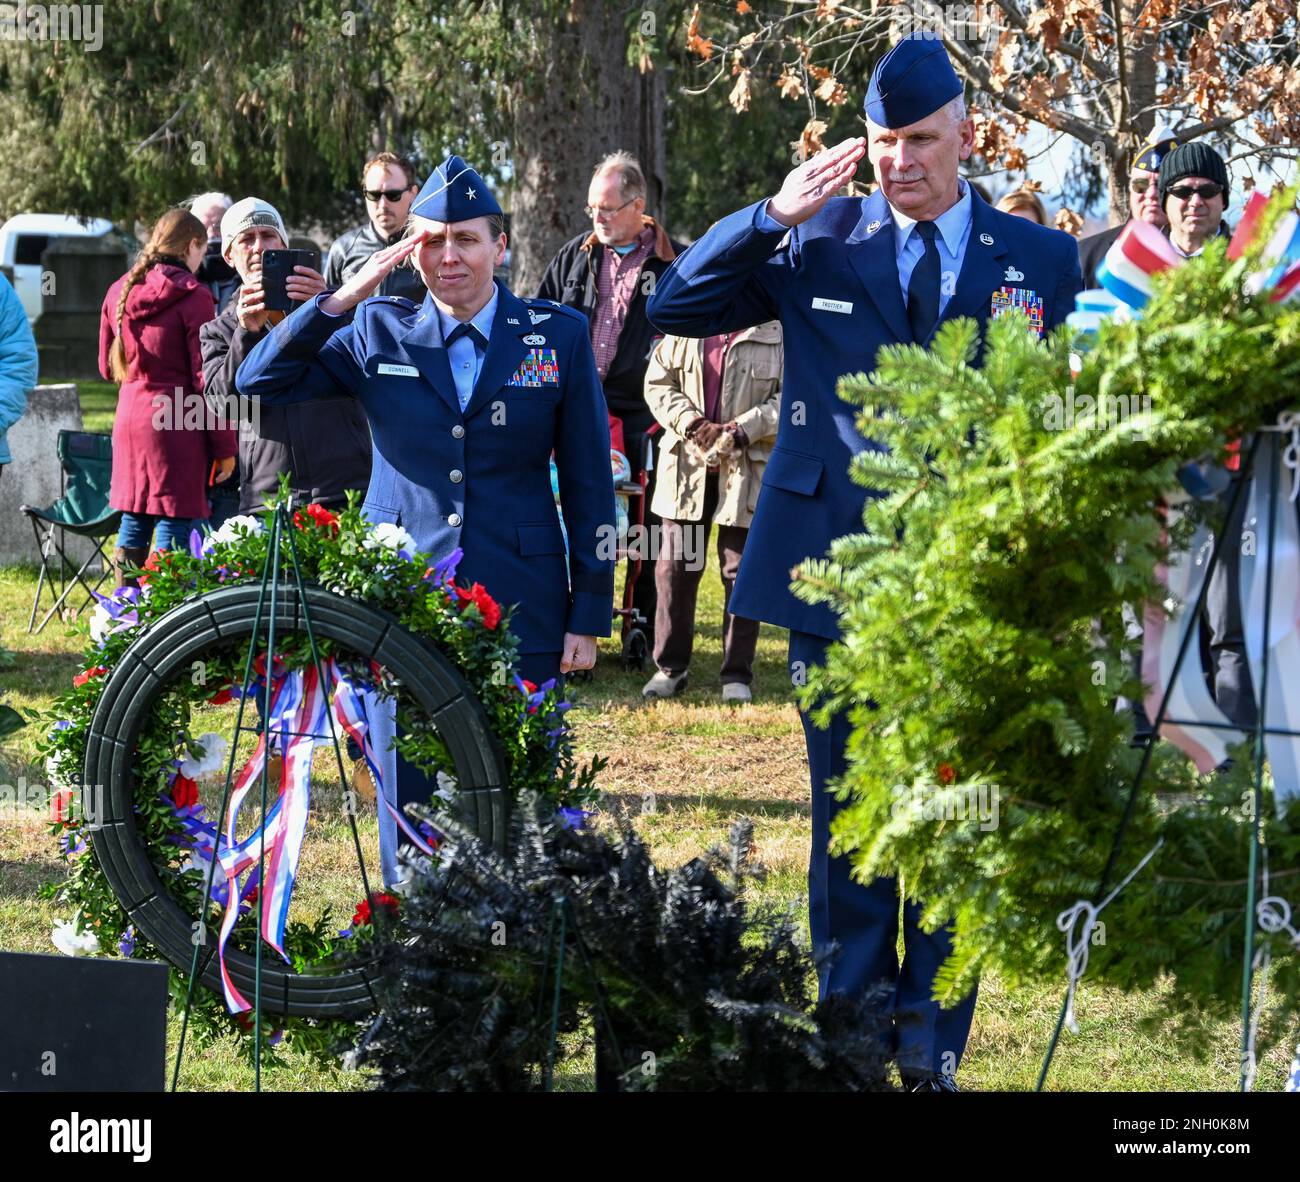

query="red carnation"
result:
[73,666,107,688]
[138,550,170,587]
[521,680,538,694]
[50,787,74,824]
[352,892,400,928]
[454,582,501,630]
[293,503,340,536]
[937,763,957,785]
[207,687,234,706]
[171,774,199,809]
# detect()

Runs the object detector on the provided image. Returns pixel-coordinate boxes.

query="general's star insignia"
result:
[466,187,477,200]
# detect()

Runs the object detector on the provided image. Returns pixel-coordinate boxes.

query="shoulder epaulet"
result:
[522,297,585,325]
[367,295,418,310]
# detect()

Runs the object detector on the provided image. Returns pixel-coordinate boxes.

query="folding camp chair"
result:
[20,430,122,634]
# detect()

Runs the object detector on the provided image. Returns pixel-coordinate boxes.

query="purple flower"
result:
[187,529,215,559]
[118,926,136,957]
[557,807,589,830]
[60,830,87,856]
[268,1029,284,1047]
[50,719,72,733]
[337,928,353,939]
[429,546,464,586]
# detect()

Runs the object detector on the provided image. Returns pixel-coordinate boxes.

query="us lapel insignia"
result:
[866,219,882,234]
[507,347,560,387]
[522,332,546,345]
[980,232,994,246]
[506,317,520,325]
[1004,265,1025,282]
[990,286,1045,337]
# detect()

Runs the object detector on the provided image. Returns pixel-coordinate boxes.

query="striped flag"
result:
[1096,220,1183,310]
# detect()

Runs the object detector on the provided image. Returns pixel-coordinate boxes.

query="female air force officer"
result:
[237,156,616,884]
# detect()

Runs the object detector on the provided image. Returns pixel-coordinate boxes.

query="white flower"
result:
[180,732,229,781]
[89,601,114,645]
[46,754,69,792]
[51,916,101,957]
[434,770,458,802]
[211,515,264,545]
[363,522,416,553]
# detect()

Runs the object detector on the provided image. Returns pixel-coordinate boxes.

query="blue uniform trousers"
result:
[791,629,977,1078]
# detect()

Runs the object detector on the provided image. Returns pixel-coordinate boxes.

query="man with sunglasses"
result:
[1158,142,1232,258]
[1158,141,1253,736]
[324,151,425,303]
[538,152,685,662]
[1077,130,1178,289]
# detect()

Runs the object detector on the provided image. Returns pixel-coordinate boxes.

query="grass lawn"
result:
[0,388,1293,1091]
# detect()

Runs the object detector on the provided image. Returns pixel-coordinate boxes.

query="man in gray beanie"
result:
[1159,141,1231,258]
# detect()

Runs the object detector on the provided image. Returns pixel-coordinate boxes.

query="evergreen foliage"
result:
[350,803,895,1091]
[794,194,1300,1044]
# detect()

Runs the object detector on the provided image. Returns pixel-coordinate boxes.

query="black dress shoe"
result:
[903,1071,960,1092]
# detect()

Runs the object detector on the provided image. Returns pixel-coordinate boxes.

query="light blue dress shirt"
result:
[757,179,973,316]
[438,287,499,412]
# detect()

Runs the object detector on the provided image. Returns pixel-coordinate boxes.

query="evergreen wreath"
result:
[38,491,603,1063]
[794,194,1300,1048]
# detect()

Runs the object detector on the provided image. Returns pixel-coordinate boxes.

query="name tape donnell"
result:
[377,363,420,377]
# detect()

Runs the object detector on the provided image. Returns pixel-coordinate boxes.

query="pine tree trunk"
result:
[507,1,665,296]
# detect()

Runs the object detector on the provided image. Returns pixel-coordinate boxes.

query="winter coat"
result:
[644,323,782,527]
[200,299,372,512]
[0,272,37,465]
[98,262,235,519]
[536,216,684,423]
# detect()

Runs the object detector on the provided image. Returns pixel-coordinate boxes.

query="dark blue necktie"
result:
[445,321,486,350]
[907,221,941,344]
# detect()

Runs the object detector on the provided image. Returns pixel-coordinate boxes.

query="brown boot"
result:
[111,546,150,589]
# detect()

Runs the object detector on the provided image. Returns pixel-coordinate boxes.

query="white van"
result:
[0,213,138,323]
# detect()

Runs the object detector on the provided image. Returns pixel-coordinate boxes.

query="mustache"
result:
[889,171,925,183]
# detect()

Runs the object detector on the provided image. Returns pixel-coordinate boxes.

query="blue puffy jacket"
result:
[0,273,37,465]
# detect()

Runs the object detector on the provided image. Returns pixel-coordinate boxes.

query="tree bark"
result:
[507,1,666,296]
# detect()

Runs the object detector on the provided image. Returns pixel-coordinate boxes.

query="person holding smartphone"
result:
[237,156,615,887]
[201,197,372,516]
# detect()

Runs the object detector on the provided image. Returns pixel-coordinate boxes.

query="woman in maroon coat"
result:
[98,208,237,585]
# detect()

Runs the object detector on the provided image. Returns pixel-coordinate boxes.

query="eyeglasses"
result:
[1167,183,1224,202]
[1129,177,1154,194]
[364,188,411,204]
[584,196,638,220]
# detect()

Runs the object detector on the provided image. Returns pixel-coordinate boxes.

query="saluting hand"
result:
[322,230,429,315]
[768,136,867,229]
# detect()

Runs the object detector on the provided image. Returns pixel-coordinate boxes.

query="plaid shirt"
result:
[590,226,655,381]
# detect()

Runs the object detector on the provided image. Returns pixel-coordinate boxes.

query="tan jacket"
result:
[644,322,782,527]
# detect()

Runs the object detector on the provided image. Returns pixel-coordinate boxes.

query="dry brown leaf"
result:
[778,65,805,100]
[1054,206,1084,236]
[729,68,753,113]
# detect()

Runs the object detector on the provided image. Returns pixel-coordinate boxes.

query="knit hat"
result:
[220,197,289,259]
[1159,142,1229,207]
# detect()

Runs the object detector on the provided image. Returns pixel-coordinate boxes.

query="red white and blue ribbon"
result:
[1096,220,1182,311]
[195,656,437,1013]
[329,661,438,857]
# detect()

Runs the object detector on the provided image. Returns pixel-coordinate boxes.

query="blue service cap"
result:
[410,154,502,222]
[864,33,963,129]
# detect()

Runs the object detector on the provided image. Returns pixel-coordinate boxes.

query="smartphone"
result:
[259,249,315,312]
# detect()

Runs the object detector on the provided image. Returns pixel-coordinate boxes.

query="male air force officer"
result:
[649,36,1082,1088]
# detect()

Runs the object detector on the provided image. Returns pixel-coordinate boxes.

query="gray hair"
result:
[189,191,232,215]
[592,151,646,202]
[944,95,968,125]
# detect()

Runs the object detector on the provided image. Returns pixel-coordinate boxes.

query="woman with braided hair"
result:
[98,207,237,586]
